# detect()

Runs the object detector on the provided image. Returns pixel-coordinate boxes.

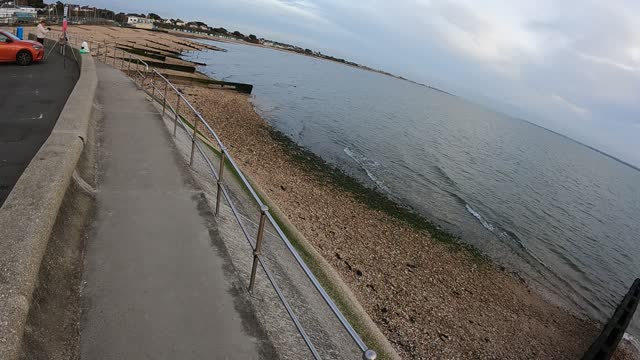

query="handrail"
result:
[94,41,377,360]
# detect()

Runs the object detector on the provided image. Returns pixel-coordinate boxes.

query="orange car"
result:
[0,29,45,65]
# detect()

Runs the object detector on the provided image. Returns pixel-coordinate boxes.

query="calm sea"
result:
[186,40,640,338]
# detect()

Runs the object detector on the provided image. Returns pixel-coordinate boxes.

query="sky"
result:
[82,0,640,168]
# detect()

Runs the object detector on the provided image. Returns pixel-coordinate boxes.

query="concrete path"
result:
[81,62,273,359]
[0,48,78,206]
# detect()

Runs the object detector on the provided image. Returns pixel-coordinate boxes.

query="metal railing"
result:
[87,40,377,360]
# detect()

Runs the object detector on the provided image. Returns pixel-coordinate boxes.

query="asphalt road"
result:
[0,45,79,207]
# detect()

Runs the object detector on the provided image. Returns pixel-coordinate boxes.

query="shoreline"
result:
[84,25,638,357]
[172,81,638,358]
[172,30,441,90]
[182,31,640,176]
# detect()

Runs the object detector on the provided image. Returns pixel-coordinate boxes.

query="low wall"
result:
[0,41,97,360]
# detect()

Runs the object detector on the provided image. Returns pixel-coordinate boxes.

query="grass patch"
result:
[269,130,489,263]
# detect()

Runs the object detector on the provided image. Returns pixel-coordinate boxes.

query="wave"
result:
[465,204,495,232]
[344,147,389,192]
[465,203,553,273]
[470,215,607,324]
[432,164,458,189]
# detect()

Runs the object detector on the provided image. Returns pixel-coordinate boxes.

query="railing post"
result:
[135,58,142,85]
[173,97,181,136]
[162,81,168,116]
[248,206,269,293]
[189,114,199,167]
[112,42,116,66]
[127,52,132,76]
[142,62,147,89]
[215,149,226,216]
[151,71,157,98]
[103,42,107,62]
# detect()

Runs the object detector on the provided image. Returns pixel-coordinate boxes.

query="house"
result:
[175,20,185,26]
[126,15,155,29]
[78,6,96,17]
[186,21,209,31]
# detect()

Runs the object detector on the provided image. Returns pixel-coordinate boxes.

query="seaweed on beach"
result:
[269,130,488,261]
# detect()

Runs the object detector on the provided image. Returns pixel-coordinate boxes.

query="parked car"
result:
[0,29,44,65]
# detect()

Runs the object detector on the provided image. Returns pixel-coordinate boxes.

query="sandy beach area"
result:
[165,83,637,359]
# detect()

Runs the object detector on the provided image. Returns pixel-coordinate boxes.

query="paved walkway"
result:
[81,62,271,359]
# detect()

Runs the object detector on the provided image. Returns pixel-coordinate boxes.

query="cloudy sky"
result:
[83,0,640,167]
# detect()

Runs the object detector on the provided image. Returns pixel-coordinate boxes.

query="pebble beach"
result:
[170,84,638,359]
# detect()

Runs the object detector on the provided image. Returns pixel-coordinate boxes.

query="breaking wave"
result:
[465,204,495,232]
[344,147,389,192]
[465,203,551,271]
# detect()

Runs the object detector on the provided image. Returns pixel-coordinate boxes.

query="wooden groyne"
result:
[24,25,250,93]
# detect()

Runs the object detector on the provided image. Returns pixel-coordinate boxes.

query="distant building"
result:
[186,21,209,31]
[175,20,185,26]
[0,3,37,25]
[126,15,155,29]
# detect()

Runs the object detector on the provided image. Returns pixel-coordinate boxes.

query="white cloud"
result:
[240,0,362,42]
[551,94,590,116]
[579,53,640,73]
[428,0,542,64]
[250,0,325,22]
[631,47,640,63]
[80,0,640,165]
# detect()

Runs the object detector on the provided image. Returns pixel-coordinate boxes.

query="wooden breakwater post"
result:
[582,278,640,360]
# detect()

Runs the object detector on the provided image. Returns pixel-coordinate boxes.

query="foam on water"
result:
[344,147,389,192]
[464,203,552,272]
[465,204,495,232]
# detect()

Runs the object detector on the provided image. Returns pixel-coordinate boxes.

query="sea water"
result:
[187,40,640,338]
